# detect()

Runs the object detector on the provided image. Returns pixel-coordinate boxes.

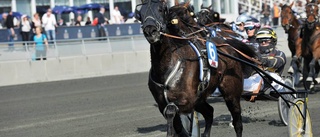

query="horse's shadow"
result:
[268,120,286,127]
[136,111,286,134]
[137,124,166,133]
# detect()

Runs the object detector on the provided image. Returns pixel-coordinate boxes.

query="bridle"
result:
[281,5,295,30]
[197,9,215,24]
[135,0,168,32]
[305,3,319,24]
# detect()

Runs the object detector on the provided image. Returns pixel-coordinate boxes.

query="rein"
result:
[160,32,206,42]
[160,31,262,65]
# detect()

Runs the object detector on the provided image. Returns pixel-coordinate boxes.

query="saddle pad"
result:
[206,40,218,68]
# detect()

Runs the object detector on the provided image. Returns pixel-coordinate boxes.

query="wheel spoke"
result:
[292,131,300,136]
[290,120,299,129]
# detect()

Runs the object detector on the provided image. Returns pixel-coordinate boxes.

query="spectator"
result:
[74,15,82,26]
[293,0,306,19]
[111,6,123,24]
[42,8,57,45]
[6,11,15,52]
[58,19,66,26]
[85,17,91,25]
[20,15,31,49]
[33,27,48,61]
[92,17,98,26]
[96,7,107,39]
[1,13,7,28]
[31,13,42,41]
[70,18,75,26]
[271,2,280,28]
[261,0,271,26]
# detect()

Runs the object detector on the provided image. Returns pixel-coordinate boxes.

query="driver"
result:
[234,14,248,38]
[243,27,287,102]
[243,19,261,52]
[256,27,286,75]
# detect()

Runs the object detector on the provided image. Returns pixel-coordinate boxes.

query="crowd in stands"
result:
[0,1,302,61]
[0,5,138,56]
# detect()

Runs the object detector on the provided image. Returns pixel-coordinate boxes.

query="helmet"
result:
[244,19,261,29]
[256,27,277,53]
[236,14,249,25]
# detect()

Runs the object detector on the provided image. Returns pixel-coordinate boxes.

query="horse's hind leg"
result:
[220,88,243,137]
[195,100,213,137]
[314,60,320,84]
[307,58,316,81]
[302,57,312,90]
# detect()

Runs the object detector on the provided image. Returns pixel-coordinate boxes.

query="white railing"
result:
[0,35,149,62]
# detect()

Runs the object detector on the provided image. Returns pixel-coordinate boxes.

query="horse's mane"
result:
[224,38,257,75]
[280,4,289,10]
[309,26,320,45]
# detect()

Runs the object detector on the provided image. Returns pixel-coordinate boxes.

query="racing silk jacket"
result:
[244,36,259,52]
[235,29,248,39]
[260,49,286,75]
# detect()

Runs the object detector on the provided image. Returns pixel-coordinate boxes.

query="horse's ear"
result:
[208,4,212,10]
[201,4,204,9]
[289,1,294,7]
[184,0,191,8]
[175,0,179,5]
[279,3,283,8]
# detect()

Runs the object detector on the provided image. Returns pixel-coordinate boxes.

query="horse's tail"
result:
[224,38,258,76]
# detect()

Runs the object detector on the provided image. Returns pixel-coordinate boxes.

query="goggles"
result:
[257,38,272,43]
[245,26,255,30]
[236,23,243,26]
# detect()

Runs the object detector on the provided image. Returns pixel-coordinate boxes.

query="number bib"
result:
[206,40,218,68]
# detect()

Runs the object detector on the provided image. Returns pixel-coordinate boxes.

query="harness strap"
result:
[229,46,262,65]
[161,32,261,65]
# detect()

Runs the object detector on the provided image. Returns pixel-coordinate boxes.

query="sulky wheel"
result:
[278,78,295,126]
[180,111,200,137]
[278,94,295,126]
[288,99,313,137]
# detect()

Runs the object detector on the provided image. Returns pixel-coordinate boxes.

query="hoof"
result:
[229,122,234,128]
[306,77,313,81]
[287,66,294,74]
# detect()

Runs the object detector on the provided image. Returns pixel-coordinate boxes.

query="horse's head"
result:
[305,0,319,29]
[167,1,198,35]
[134,0,168,44]
[196,4,216,25]
[280,2,295,32]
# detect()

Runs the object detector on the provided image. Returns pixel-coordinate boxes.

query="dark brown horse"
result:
[196,4,244,41]
[280,2,303,85]
[136,1,257,137]
[301,0,320,90]
[308,25,320,81]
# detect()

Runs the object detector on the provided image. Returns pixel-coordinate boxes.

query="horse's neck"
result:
[149,38,177,75]
[303,25,315,38]
[288,18,300,39]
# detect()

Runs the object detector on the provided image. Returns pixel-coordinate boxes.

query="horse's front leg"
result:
[195,100,213,137]
[291,56,302,85]
[164,102,179,137]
